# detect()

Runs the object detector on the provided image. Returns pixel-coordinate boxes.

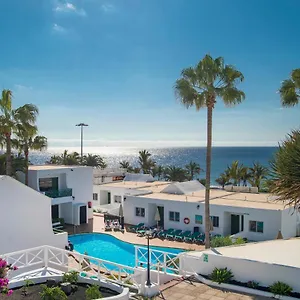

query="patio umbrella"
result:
[154,207,161,229]
[119,204,124,230]
[276,230,283,239]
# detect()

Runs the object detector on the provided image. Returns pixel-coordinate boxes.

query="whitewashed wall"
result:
[281,208,298,238]
[180,252,300,293]
[124,196,293,241]
[0,176,67,254]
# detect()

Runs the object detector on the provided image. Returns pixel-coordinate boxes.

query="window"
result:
[169,211,180,222]
[93,193,98,201]
[114,195,122,203]
[39,177,58,192]
[135,207,145,217]
[210,216,219,228]
[249,221,264,233]
[195,215,203,224]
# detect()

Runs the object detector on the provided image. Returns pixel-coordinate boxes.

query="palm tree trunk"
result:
[25,149,29,186]
[5,133,12,176]
[205,105,213,249]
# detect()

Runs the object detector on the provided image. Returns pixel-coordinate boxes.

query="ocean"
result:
[28,146,278,184]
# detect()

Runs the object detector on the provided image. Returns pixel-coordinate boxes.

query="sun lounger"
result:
[167,229,182,240]
[194,233,205,244]
[128,223,145,232]
[175,230,192,241]
[159,228,175,239]
[184,232,200,242]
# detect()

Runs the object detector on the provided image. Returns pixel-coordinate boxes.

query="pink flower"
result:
[13,266,18,271]
[7,290,13,296]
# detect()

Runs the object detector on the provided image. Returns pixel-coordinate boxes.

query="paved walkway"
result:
[156,280,269,300]
[66,214,205,251]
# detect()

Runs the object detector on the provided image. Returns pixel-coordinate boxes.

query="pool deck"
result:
[65,214,205,251]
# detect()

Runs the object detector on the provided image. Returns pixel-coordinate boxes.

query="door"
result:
[157,206,164,228]
[52,177,59,191]
[80,206,87,224]
[107,192,111,204]
[231,214,240,234]
[51,205,59,220]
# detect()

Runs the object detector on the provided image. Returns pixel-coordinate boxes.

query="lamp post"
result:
[75,123,88,162]
[145,230,151,287]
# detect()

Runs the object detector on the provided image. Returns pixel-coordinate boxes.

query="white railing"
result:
[134,246,181,282]
[1,246,141,290]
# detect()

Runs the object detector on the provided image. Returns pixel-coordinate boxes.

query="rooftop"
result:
[29,165,87,171]
[140,189,284,210]
[100,181,170,190]
[192,238,300,268]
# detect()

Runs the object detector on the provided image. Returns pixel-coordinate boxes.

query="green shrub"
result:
[62,271,79,284]
[211,236,246,248]
[247,280,259,289]
[86,284,102,300]
[269,281,292,296]
[22,279,34,296]
[210,267,233,284]
[40,286,67,300]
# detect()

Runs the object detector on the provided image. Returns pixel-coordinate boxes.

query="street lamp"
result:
[145,230,151,287]
[75,123,88,161]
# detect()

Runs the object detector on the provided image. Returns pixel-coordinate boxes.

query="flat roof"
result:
[140,189,284,210]
[188,238,300,268]
[29,165,87,171]
[100,181,170,190]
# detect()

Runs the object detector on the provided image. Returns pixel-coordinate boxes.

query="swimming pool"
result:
[69,233,184,268]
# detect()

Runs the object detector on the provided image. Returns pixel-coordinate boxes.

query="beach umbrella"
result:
[119,204,124,230]
[276,230,283,239]
[154,207,161,228]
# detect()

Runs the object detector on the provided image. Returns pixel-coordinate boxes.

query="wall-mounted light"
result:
[71,169,74,171]
[124,197,127,201]
[72,196,75,200]
[197,205,200,209]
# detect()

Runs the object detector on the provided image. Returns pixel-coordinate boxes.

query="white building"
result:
[19,165,93,225]
[181,238,300,293]
[0,176,68,253]
[96,180,300,241]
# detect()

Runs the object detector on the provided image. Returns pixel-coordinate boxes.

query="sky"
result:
[0,0,299,150]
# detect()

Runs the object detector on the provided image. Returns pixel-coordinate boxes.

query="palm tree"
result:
[279,69,300,107]
[175,54,245,248]
[248,162,269,191]
[49,150,80,165]
[226,160,243,186]
[0,153,26,177]
[138,150,155,174]
[164,166,188,182]
[119,160,133,172]
[269,130,300,209]
[49,155,62,164]
[185,161,202,180]
[240,165,250,187]
[151,165,164,180]
[0,90,14,176]
[0,90,39,176]
[215,172,231,189]
[82,154,107,168]
[13,134,47,185]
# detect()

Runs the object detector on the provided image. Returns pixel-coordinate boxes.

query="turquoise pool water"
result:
[69,233,184,268]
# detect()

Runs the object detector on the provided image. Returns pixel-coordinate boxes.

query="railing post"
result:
[135,246,138,267]
[163,253,167,274]
[25,250,29,266]
[44,246,48,268]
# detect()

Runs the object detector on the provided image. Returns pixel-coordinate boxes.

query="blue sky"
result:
[0,0,299,150]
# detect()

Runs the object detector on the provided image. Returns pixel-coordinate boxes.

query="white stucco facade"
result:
[0,176,68,254]
[24,165,94,225]
[96,181,299,242]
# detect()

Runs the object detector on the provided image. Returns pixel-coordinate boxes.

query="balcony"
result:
[45,188,72,198]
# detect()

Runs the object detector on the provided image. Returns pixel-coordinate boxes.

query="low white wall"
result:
[9,274,129,300]
[180,252,300,293]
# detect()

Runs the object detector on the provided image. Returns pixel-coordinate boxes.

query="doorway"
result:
[107,192,111,204]
[80,206,87,224]
[157,206,164,228]
[51,205,59,220]
[231,214,240,234]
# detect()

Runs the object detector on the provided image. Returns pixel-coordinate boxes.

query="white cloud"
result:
[52,23,66,33]
[101,4,115,13]
[14,84,33,91]
[54,2,86,16]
